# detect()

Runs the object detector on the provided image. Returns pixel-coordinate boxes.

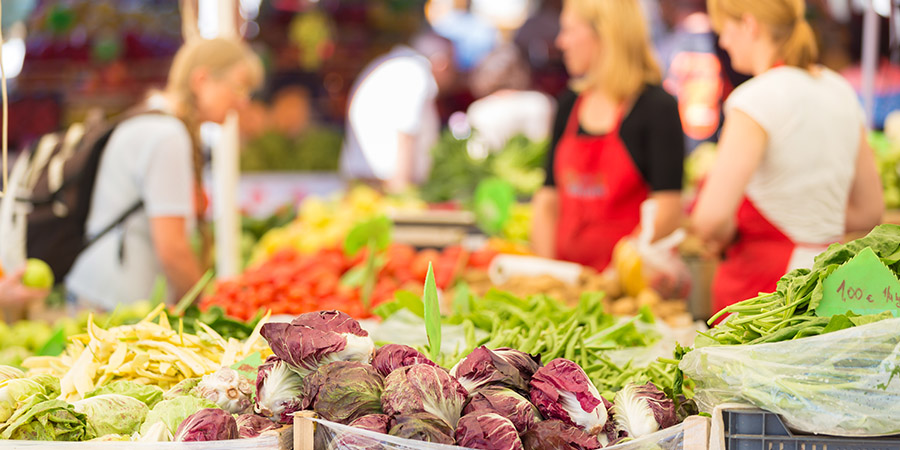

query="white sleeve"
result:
[724,78,785,136]
[386,60,434,134]
[140,125,195,218]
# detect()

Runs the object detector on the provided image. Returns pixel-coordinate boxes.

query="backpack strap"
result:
[78,108,170,252]
[83,200,144,250]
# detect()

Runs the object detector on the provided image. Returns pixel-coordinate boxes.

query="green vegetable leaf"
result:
[637,305,655,324]
[396,290,426,318]
[848,310,895,327]
[231,352,263,382]
[822,314,854,334]
[149,276,168,306]
[423,263,442,360]
[472,178,515,235]
[340,266,367,288]
[174,270,214,316]
[344,216,392,257]
[36,327,66,357]
[373,300,403,320]
[453,282,472,316]
[361,239,379,309]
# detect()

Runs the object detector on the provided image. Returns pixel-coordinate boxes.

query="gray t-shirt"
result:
[66,101,195,310]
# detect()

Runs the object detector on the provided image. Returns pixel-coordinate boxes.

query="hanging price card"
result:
[817,247,900,318]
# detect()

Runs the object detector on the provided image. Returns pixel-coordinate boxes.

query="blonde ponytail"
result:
[781,19,818,68]
[708,0,818,69]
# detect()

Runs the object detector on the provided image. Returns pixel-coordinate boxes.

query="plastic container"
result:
[294,412,685,450]
[0,425,291,450]
[0,436,280,450]
[722,408,900,450]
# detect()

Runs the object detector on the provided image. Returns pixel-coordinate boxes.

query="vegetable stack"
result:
[258,309,687,449]
[700,224,900,346]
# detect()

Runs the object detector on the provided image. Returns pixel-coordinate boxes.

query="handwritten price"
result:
[835,280,900,307]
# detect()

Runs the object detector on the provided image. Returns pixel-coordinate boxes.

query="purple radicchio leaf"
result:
[455,411,524,450]
[520,419,602,450]
[372,344,438,377]
[463,385,542,433]
[381,364,468,429]
[254,356,304,424]
[529,358,612,444]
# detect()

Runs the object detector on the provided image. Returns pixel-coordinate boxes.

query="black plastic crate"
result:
[723,409,900,450]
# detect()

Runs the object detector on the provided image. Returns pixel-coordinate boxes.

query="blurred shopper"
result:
[430,0,497,71]
[690,0,883,313]
[658,0,723,151]
[66,38,263,310]
[531,0,685,271]
[466,44,555,154]
[339,32,455,193]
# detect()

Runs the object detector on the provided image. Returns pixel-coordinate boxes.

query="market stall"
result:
[3,0,900,449]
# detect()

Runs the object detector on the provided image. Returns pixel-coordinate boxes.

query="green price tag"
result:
[817,247,900,318]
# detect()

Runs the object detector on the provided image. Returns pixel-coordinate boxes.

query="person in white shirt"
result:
[339,33,455,192]
[690,0,883,314]
[466,44,556,154]
[66,38,263,310]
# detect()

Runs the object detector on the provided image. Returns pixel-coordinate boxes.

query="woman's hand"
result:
[531,187,560,258]
[0,268,49,307]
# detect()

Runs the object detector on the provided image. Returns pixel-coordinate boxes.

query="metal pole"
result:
[862,0,880,129]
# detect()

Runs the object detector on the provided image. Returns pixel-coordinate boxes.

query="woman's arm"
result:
[150,216,204,301]
[690,109,768,246]
[531,187,559,258]
[386,132,416,193]
[649,190,682,240]
[846,125,884,233]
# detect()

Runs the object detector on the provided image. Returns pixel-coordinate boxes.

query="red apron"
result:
[711,197,796,314]
[554,96,649,271]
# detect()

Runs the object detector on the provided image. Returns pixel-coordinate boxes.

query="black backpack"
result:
[12,109,162,282]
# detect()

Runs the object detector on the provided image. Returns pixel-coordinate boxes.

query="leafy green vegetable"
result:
[423,263,442,361]
[174,270,214,316]
[240,127,342,172]
[0,374,61,423]
[140,395,218,435]
[0,398,89,441]
[379,287,668,397]
[419,131,547,205]
[343,216,392,257]
[84,380,164,408]
[74,394,149,437]
[705,225,900,345]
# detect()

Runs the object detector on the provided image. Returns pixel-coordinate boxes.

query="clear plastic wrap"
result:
[0,435,279,450]
[307,417,684,450]
[680,317,900,436]
[612,200,691,300]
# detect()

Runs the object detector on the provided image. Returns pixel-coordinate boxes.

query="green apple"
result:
[22,258,54,289]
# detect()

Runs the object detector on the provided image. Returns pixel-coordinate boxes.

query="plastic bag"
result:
[612,200,691,300]
[308,417,683,450]
[680,317,900,436]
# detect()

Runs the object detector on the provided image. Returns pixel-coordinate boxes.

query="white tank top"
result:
[726,66,865,250]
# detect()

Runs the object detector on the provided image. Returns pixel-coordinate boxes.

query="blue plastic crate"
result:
[723,409,900,450]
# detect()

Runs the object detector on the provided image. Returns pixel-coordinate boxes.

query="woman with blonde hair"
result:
[66,38,263,310]
[531,0,685,271]
[690,0,883,314]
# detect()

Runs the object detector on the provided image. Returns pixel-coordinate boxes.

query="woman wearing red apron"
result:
[691,0,884,316]
[532,0,685,272]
